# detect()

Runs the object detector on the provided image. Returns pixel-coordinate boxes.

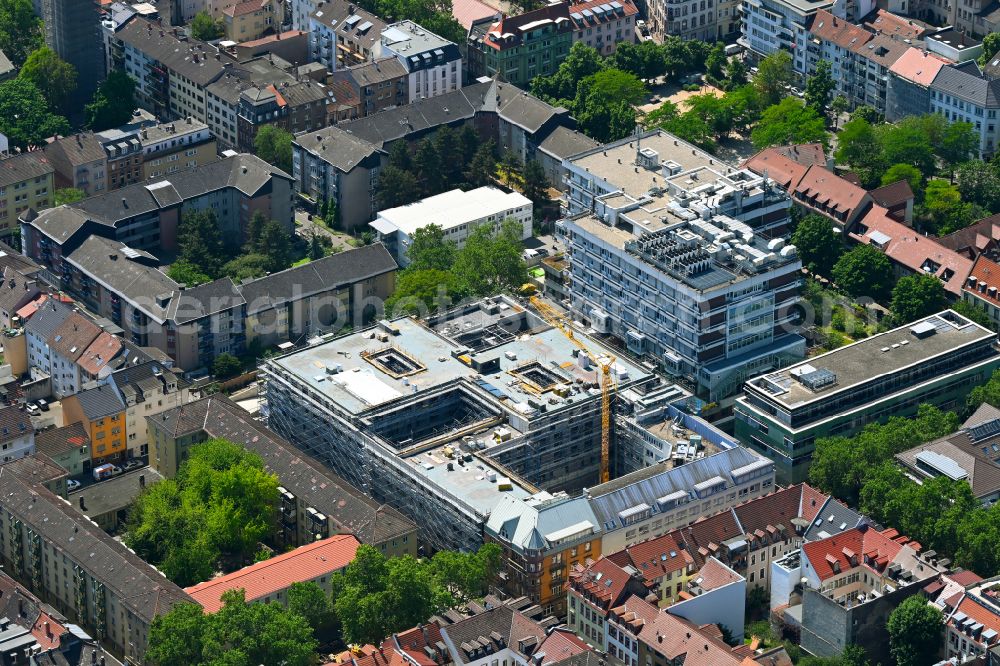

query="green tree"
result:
[376,164,421,209]
[804,59,835,114]
[835,118,884,187]
[386,268,466,316]
[882,163,924,198]
[887,596,942,666]
[387,140,413,171]
[750,98,828,150]
[830,94,849,128]
[18,47,76,113]
[202,590,317,666]
[258,220,293,272]
[467,139,497,188]
[792,214,842,277]
[0,0,41,66]
[452,219,529,296]
[191,10,223,41]
[968,368,1000,411]
[167,260,212,287]
[704,42,726,80]
[254,125,293,173]
[754,50,793,107]
[573,69,644,143]
[177,209,228,278]
[414,138,444,195]
[660,110,716,152]
[86,70,137,131]
[521,159,550,219]
[831,245,893,301]
[429,542,502,602]
[981,32,1000,65]
[287,581,335,638]
[956,160,1000,211]
[53,188,85,206]
[223,253,271,281]
[0,78,68,148]
[919,180,981,235]
[499,148,522,185]
[939,121,979,177]
[145,603,207,665]
[459,124,480,165]
[725,57,748,88]
[890,274,947,324]
[878,122,936,178]
[851,105,881,123]
[530,42,604,104]
[434,125,463,187]
[406,223,456,271]
[213,353,242,379]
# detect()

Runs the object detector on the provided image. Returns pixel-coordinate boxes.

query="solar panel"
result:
[969,418,1000,442]
[357,20,373,32]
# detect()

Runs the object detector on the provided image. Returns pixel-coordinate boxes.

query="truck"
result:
[724,43,743,56]
[93,463,115,481]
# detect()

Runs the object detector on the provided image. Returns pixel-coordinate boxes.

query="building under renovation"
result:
[259,296,691,551]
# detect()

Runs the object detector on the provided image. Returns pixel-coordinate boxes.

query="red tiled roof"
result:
[225,0,269,17]
[809,10,872,49]
[539,627,590,663]
[77,331,123,377]
[889,47,948,86]
[949,570,985,587]
[965,254,1000,306]
[568,556,638,607]
[483,3,573,50]
[863,9,925,41]
[692,557,742,592]
[869,179,915,210]
[452,0,498,29]
[853,206,973,296]
[185,534,360,612]
[618,532,693,584]
[799,484,829,523]
[794,165,869,217]
[643,609,743,665]
[952,595,1000,636]
[568,0,638,27]
[800,526,904,582]
[609,595,660,635]
[49,312,101,362]
[741,149,811,190]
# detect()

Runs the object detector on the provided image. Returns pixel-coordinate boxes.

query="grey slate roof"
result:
[240,243,397,314]
[150,396,418,546]
[486,494,598,554]
[170,277,245,324]
[494,82,566,133]
[802,496,866,541]
[0,405,32,444]
[0,152,54,188]
[537,125,599,161]
[24,299,75,342]
[310,0,387,52]
[70,385,126,421]
[0,267,40,317]
[931,62,1000,106]
[295,125,382,172]
[34,422,90,458]
[0,465,195,623]
[439,605,547,666]
[27,206,109,245]
[346,57,408,87]
[108,360,186,404]
[45,133,106,168]
[116,17,228,87]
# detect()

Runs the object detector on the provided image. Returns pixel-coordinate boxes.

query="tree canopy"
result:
[792,214,841,277]
[890,274,947,324]
[86,70,137,131]
[191,10,224,41]
[887,596,943,666]
[254,126,293,173]
[124,439,280,586]
[750,98,828,150]
[0,78,68,148]
[831,245,894,302]
[452,219,530,296]
[754,51,793,107]
[0,0,41,66]
[804,59,834,114]
[18,47,76,113]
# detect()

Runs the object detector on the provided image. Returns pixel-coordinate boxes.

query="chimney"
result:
[139,474,145,488]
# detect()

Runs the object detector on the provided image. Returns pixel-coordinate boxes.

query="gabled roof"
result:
[0,152,53,188]
[853,206,973,295]
[0,405,32,444]
[609,531,693,584]
[862,9,925,40]
[537,628,590,665]
[690,557,742,592]
[439,604,546,666]
[937,213,1000,258]
[451,0,498,29]
[568,556,643,608]
[809,10,872,49]
[48,313,102,363]
[482,2,573,51]
[741,147,814,190]
[184,534,360,612]
[794,165,869,219]
[33,422,89,458]
[868,179,915,210]
[801,525,904,581]
[889,47,948,86]
[77,332,124,377]
[24,298,75,342]
[67,385,126,421]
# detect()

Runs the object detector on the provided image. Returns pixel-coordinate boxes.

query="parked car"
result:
[122,459,144,472]
[110,465,123,476]
[93,463,115,481]
[37,399,49,412]
[66,479,80,492]
[25,403,39,416]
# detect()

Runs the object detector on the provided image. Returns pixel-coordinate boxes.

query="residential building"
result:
[185,534,360,611]
[940,576,1000,661]
[887,47,949,122]
[0,266,42,328]
[937,213,1000,259]
[484,492,602,617]
[148,395,419,554]
[468,4,574,89]
[0,566,122,666]
[36,0,105,104]
[105,361,188,460]
[224,0,283,43]
[62,385,128,463]
[736,309,1000,483]
[34,422,90,477]
[24,298,75,383]
[438,602,548,666]
[963,252,1000,329]
[0,462,195,662]
[566,556,651,647]
[0,152,55,236]
[930,61,1000,158]
[135,117,218,180]
[535,126,600,192]
[776,525,944,663]
[0,405,34,463]
[260,297,664,551]
[739,0,832,71]
[372,187,532,266]
[896,432,1000,505]
[647,0,720,41]
[44,133,108,197]
[309,0,387,70]
[21,153,293,258]
[293,79,577,230]
[603,533,694,608]
[567,0,639,56]
[560,129,804,401]
[232,29,310,64]
[47,311,102,398]
[95,127,144,191]
[850,206,974,296]
[328,57,410,119]
[379,21,461,102]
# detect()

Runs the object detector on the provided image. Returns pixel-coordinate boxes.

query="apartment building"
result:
[896,432,1000,505]
[34,422,90,477]
[379,21,461,102]
[62,385,128,464]
[96,129,144,191]
[372,187,532,267]
[568,0,638,55]
[930,61,1000,158]
[47,311,103,398]
[309,0,387,70]
[223,0,283,43]
[0,406,34,463]
[560,129,804,401]
[566,556,652,647]
[740,0,831,70]
[963,252,1000,329]
[328,57,410,119]
[648,0,720,41]
[105,361,188,460]
[887,47,949,121]
[135,117,218,180]
[36,0,105,104]
[185,534,359,611]
[468,4,574,89]
[0,463,195,662]
[44,133,107,197]
[736,310,1000,482]
[0,153,54,237]
[939,577,1000,661]
[149,395,419,555]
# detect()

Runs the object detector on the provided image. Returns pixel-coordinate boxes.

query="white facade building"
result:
[371,187,532,266]
[740,0,831,72]
[378,21,461,102]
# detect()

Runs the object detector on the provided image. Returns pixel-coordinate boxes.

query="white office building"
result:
[371,187,532,266]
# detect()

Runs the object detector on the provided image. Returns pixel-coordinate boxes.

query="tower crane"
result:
[530,296,616,483]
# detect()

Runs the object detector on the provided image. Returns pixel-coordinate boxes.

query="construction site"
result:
[259,296,701,551]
